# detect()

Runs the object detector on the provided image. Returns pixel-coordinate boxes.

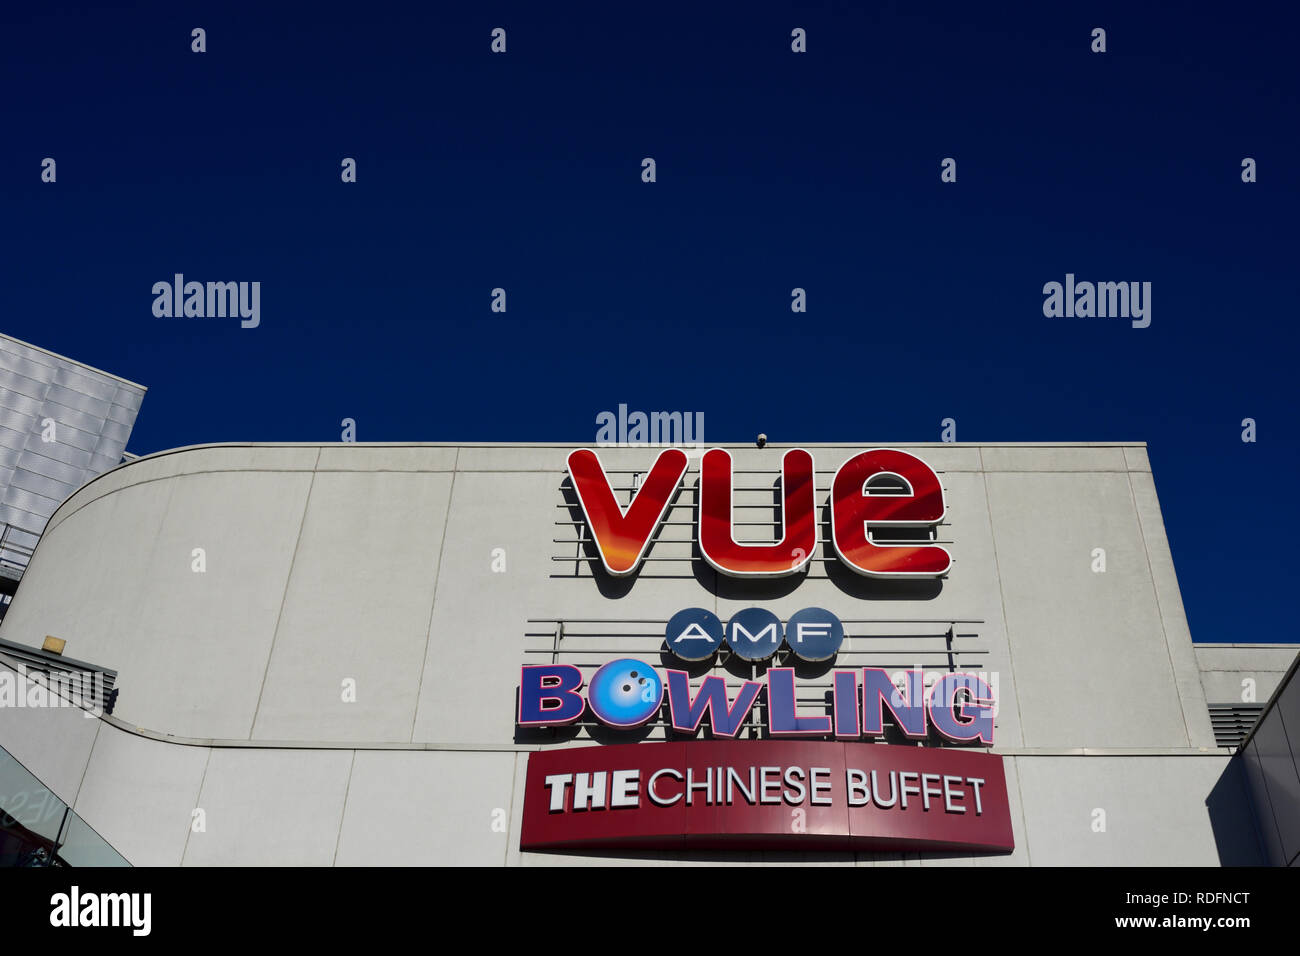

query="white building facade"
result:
[0,442,1283,865]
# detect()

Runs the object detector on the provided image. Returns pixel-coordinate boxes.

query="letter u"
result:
[698,448,816,577]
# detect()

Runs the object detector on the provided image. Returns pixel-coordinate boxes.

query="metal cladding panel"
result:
[1240,739,1288,866]
[0,337,144,538]
[1254,681,1300,865]
[53,365,118,402]
[0,393,43,419]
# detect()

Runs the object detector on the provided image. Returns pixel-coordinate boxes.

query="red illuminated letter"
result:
[567,448,688,576]
[699,448,816,577]
[830,449,950,577]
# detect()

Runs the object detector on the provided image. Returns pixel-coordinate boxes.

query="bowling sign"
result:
[518,657,996,744]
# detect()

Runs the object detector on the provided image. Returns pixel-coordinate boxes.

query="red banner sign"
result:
[521,740,1014,853]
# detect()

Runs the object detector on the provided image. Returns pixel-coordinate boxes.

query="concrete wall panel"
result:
[0,663,99,804]
[1197,645,1297,704]
[335,750,516,865]
[182,748,353,866]
[252,472,453,742]
[1015,755,1234,866]
[72,729,209,867]
[985,472,1187,748]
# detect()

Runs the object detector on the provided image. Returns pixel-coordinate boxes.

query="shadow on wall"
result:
[1205,758,1266,866]
[1216,654,1300,866]
[518,847,1010,863]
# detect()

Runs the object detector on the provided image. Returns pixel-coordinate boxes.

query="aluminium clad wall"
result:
[1235,657,1300,866]
[0,335,145,564]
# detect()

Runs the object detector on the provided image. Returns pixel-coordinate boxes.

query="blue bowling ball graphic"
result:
[587,658,663,728]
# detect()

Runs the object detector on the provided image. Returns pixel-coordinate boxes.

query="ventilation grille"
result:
[1208,703,1264,749]
[0,638,118,716]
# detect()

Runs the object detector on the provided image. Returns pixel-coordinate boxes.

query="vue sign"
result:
[567,447,950,579]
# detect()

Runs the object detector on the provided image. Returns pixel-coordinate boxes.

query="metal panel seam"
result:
[977,449,1028,748]
[408,447,460,743]
[178,747,213,867]
[331,749,358,866]
[247,448,322,739]
[1126,468,1195,747]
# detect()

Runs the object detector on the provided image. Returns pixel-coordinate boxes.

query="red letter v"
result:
[567,448,688,576]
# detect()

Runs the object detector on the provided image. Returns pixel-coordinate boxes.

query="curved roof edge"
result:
[40,438,1155,551]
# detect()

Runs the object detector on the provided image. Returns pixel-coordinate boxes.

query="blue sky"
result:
[3,2,1296,643]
